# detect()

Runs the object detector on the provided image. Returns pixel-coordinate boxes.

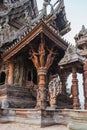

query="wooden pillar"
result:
[8,61,14,85]
[83,59,87,109]
[36,68,47,109]
[72,67,80,109]
[61,73,67,94]
[30,34,56,109]
[19,62,24,86]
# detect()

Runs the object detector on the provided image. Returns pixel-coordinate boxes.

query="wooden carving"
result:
[29,34,57,109]
[48,76,62,108]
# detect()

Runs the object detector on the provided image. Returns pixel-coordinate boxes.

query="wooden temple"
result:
[0,0,87,127]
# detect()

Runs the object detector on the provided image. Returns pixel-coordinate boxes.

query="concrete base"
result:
[68,122,87,130]
[0,109,87,128]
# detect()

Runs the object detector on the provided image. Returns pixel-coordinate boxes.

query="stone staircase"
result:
[0,84,36,109]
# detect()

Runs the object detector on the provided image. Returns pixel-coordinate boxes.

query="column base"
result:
[35,103,47,110]
[73,103,80,109]
[36,87,47,109]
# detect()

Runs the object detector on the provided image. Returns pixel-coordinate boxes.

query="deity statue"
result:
[38,42,45,67]
[3,17,10,42]
[43,0,54,14]
[30,0,54,25]
[45,48,56,68]
[29,49,40,69]
[24,11,32,26]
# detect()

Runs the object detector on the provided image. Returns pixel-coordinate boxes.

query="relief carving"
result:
[36,87,47,109]
[48,76,62,108]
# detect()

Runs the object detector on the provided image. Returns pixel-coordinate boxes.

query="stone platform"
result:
[0,108,87,129]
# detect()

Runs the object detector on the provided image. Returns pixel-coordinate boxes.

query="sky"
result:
[36,0,87,45]
[36,0,87,106]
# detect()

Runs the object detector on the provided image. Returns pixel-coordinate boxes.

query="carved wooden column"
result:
[8,61,14,85]
[30,34,56,109]
[19,58,24,87]
[36,68,47,109]
[61,72,67,94]
[72,67,80,109]
[83,59,87,109]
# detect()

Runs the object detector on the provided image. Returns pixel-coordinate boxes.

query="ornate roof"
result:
[0,0,38,46]
[59,45,85,66]
[0,0,70,54]
[75,25,87,40]
[74,25,87,49]
[2,21,68,62]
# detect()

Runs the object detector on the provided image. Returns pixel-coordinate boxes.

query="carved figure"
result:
[30,49,39,69]
[43,0,54,14]
[39,42,45,67]
[54,0,64,14]
[45,48,56,68]
[3,17,10,41]
[48,76,62,108]
[24,11,32,26]
[31,0,54,26]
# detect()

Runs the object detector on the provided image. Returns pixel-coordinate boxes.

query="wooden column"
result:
[36,68,47,109]
[19,60,24,87]
[72,67,80,109]
[30,34,56,109]
[8,61,14,85]
[83,59,87,109]
[61,73,67,94]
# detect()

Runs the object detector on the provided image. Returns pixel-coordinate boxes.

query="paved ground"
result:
[0,123,69,130]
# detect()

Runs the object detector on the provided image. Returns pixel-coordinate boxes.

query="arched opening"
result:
[0,72,6,85]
